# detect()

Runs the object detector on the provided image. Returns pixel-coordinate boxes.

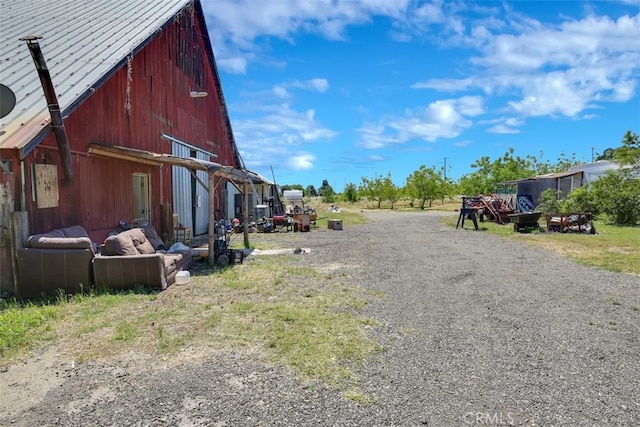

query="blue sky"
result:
[201,0,640,192]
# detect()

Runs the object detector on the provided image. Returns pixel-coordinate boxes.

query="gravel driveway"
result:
[2,210,639,426]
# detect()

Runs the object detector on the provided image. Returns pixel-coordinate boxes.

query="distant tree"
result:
[380,173,399,209]
[359,176,384,208]
[281,184,304,192]
[614,130,640,169]
[456,148,539,195]
[343,182,359,203]
[405,165,440,209]
[318,179,335,203]
[305,185,318,197]
[595,147,615,161]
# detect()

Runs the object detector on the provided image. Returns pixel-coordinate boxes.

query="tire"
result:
[216,254,229,267]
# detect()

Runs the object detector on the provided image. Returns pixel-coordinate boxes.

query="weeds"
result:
[1,255,382,403]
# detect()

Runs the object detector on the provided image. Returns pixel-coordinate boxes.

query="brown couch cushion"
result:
[104,233,139,256]
[103,228,159,256]
[126,228,156,254]
[136,238,156,254]
[61,225,91,239]
[143,225,164,250]
[28,236,93,250]
[27,225,92,250]
[27,229,65,246]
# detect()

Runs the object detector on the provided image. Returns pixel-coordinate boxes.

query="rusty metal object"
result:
[20,36,74,186]
[545,213,596,234]
[508,212,542,232]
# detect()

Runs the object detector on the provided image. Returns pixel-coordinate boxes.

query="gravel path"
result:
[2,210,639,426]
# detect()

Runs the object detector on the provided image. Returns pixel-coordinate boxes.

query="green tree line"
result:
[283,131,640,225]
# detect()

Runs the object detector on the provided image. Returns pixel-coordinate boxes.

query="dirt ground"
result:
[1,210,639,426]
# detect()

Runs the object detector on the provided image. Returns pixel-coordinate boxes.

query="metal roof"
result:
[0,0,191,152]
[500,169,583,185]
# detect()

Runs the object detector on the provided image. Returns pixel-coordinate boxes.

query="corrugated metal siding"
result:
[0,0,190,150]
[172,142,192,230]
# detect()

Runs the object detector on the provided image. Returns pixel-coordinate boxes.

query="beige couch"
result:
[93,227,192,290]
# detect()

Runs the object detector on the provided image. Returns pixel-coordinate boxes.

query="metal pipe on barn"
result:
[20,36,74,186]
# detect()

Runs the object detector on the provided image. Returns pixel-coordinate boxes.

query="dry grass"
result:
[4,255,383,401]
[308,196,460,214]
[442,215,640,277]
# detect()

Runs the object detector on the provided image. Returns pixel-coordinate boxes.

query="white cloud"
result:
[202,0,411,52]
[357,96,484,148]
[231,104,335,170]
[488,124,520,134]
[292,78,330,92]
[457,96,485,116]
[217,57,248,74]
[356,122,401,149]
[412,77,474,92]
[205,0,639,163]
[482,116,524,134]
[288,154,315,170]
[309,78,330,92]
[421,12,640,118]
[454,140,472,147]
[273,85,290,98]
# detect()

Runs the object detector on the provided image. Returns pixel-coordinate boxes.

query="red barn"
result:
[0,0,257,293]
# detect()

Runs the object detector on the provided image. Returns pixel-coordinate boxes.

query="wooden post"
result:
[243,181,249,248]
[160,203,172,244]
[208,172,216,265]
[9,211,29,296]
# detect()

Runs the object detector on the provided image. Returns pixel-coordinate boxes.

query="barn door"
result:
[132,173,150,224]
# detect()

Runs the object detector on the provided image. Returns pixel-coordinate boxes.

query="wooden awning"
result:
[88,143,267,184]
[89,142,262,260]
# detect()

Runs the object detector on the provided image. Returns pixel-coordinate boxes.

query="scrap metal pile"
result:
[545,213,596,234]
[464,194,515,224]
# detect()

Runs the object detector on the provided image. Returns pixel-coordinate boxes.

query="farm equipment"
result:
[212,220,243,266]
[478,194,514,224]
[508,212,543,232]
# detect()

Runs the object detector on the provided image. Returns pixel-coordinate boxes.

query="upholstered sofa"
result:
[16,225,95,299]
[93,227,192,290]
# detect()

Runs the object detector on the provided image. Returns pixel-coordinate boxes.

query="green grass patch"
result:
[113,322,137,341]
[0,300,59,358]
[314,209,368,229]
[442,215,640,277]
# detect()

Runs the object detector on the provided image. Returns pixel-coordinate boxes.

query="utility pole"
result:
[591,147,595,163]
[443,157,448,180]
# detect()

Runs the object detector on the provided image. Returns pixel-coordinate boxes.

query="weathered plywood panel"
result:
[33,164,59,208]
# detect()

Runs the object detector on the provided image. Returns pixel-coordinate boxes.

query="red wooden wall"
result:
[18,9,237,243]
